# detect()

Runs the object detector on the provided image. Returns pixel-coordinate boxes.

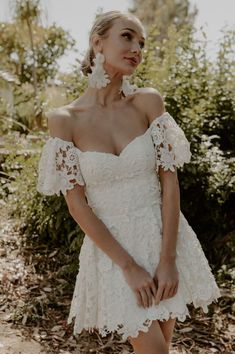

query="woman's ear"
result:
[91,34,102,54]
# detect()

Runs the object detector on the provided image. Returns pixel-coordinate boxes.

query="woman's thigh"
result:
[128,319,169,354]
[158,318,176,349]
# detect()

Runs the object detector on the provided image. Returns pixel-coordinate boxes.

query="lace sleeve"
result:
[150,112,192,172]
[37,137,85,196]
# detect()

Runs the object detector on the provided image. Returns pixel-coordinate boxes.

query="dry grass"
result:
[0,207,234,354]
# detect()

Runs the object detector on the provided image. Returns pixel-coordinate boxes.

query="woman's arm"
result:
[65,185,135,270]
[47,109,135,270]
[154,168,180,303]
[158,168,180,262]
[137,88,181,260]
[136,89,180,260]
[138,88,180,303]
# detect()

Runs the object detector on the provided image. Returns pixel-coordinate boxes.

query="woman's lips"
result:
[124,57,138,65]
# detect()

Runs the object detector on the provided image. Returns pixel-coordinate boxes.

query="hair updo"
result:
[80,10,143,76]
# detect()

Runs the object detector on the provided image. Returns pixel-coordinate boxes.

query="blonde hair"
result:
[80,10,144,76]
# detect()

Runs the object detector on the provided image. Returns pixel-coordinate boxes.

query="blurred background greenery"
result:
[0,0,234,281]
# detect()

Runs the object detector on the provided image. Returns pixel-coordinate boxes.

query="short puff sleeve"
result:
[37,137,85,196]
[150,112,191,172]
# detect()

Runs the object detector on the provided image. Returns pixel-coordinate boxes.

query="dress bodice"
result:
[36,111,192,211]
[75,128,161,218]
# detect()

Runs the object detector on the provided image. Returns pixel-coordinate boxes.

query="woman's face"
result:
[94,17,146,77]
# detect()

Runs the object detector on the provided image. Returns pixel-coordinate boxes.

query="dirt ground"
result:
[0,322,46,354]
[0,206,234,354]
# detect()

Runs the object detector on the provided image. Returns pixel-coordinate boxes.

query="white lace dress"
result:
[37,111,221,341]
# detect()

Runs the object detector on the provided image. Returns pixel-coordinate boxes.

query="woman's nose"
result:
[131,41,141,53]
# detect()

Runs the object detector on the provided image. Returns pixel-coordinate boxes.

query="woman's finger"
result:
[166,287,174,298]
[168,283,178,298]
[135,290,142,307]
[140,289,148,308]
[155,284,164,305]
[162,284,172,300]
[145,286,154,307]
[172,284,178,296]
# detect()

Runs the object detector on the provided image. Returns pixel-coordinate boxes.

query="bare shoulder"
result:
[133,87,166,124]
[46,105,73,140]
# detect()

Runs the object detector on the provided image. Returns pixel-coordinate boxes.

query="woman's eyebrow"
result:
[121,27,145,41]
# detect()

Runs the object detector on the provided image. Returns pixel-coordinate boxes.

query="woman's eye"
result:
[122,33,144,49]
[122,33,132,40]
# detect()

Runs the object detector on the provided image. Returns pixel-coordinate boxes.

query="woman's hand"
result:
[154,259,179,305]
[122,260,157,308]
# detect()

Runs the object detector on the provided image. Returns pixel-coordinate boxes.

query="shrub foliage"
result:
[1,20,234,269]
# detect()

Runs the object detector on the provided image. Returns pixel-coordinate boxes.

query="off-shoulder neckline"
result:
[48,111,169,159]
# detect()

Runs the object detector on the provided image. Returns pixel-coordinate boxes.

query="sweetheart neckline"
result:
[49,111,169,159]
[73,126,151,158]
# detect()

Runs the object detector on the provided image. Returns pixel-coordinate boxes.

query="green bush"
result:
[133,24,235,268]
[2,135,84,254]
[2,24,234,271]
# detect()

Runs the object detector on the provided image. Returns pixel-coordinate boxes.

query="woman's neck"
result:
[85,75,124,107]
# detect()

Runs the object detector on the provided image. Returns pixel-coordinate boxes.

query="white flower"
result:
[157,113,192,168]
[151,125,164,145]
[66,149,77,166]
[159,147,175,171]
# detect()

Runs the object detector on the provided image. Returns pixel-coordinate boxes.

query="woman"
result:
[37,10,221,354]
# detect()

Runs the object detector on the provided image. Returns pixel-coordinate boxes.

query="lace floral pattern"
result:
[150,112,192,172]
[67,210,221,342]
[36,112,221,341]
[37,137,85,196]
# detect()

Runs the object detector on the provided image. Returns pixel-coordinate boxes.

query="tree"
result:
[129,0,198,41]
[0,0,75,128]
[13,0,41,127]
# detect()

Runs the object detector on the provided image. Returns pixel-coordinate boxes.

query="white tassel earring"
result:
[88,52,111,89]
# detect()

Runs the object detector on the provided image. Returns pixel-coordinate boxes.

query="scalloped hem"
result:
[69,310,190,342]
[68,293,221,342]
[75,310,190,342]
